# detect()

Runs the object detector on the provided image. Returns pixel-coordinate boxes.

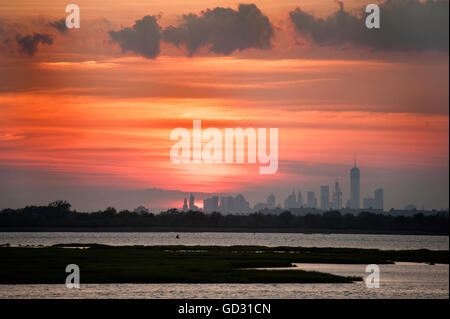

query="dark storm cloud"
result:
[289,0,449,51]
[15,33,53,56]
[289,4,361,47]
[0,19,55,56]
[49,18,68,33]
[162,4,274,55]
[108,15,161,59]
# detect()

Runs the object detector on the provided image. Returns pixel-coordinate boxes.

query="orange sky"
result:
[0,0,448,210]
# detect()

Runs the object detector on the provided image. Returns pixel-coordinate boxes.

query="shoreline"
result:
[0,226,447,236]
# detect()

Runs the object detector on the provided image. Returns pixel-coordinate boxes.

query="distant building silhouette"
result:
[284,190,298,209]
[332,180,343,210]
[363,188,384,211]
[188,193,199,211]
[320,185,331,210]
[254,193,276,211]
[203,196,219,213]
[297,191,303,207]
[219,194,250,214]
[345,200,351,209]
[219,196,233,213]
[374,188,383,210]
[267,193,276,209]
[234,194,250,213]
[189,193,195,210]
[404,204,417,210]
[350,156,360,209]
[306,191,317,208]
[182,198,188,211]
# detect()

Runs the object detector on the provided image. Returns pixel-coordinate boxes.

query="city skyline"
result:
[184,160,387,214]
[0,155,446,212]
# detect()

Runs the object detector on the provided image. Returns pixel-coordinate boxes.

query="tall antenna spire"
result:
[354,153,357,167]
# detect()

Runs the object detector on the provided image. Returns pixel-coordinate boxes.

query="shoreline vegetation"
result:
[0,201,448,235]
[0,244,448,284]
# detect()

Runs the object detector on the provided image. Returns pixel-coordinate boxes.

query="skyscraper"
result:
[189,193,195,210]
[267,193,276,209]
[297,191,303,207]
[284,190,298,209]
[374,188,383,211]
[306,191,317,208]
[203,198,211,212]
[363,189,383,211]
[350,156,360,209]
[211,196,219,212]
[182,198,188,211]
[219,196,233,213]
[332,180,343,210]
[320,186,330,210]
[233,194,250,213]
[203,196,219,213]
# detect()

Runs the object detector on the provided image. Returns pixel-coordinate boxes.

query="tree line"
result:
[0,201,448,234]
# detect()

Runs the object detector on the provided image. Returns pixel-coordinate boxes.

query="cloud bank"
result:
[290,0,449,51]
[162,4,274,55]
[109,15,161,59]
[15,33,53,56]
[48,18,68,33]
[108,4,274,58]
[0,19,58,57]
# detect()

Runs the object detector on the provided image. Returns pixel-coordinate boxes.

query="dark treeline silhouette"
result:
[0,201,448,234]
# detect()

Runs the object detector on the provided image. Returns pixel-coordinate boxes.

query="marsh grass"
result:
[0,244,447,284]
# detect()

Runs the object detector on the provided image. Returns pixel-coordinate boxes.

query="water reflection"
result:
[0,263,447,299]
[0,232,448,250]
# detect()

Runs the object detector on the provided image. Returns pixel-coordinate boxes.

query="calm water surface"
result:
[0,232,448,250]
[0,263,448,299]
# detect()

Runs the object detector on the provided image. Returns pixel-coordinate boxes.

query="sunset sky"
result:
[0,0,448,211]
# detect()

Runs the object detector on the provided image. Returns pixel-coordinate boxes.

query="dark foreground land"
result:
[0,244,448,284]
[1,202,448,235]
